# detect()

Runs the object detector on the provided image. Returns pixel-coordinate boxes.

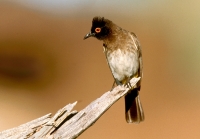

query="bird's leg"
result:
[110,80,116,91]
[115,78,122,86]
[110,78,122,91]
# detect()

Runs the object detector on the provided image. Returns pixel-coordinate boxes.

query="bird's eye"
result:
[95,28,101,33]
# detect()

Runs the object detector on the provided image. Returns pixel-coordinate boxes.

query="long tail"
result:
[125,88,144,123]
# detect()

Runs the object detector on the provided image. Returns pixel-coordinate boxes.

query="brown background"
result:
[0,1,200,139]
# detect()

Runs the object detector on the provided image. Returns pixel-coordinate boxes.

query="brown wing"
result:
[125,32,144,123]
[130,32,143,87]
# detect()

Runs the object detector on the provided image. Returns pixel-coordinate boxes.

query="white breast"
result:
[107,49,139,81]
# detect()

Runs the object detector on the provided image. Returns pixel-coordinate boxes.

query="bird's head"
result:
[84,16,112,40]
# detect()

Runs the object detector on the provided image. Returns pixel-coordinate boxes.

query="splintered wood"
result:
[0,77,140,139]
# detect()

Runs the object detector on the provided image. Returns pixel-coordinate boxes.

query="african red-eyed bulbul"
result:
[84,16,144,123]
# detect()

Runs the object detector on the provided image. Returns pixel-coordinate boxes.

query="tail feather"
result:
[125,88,144,123]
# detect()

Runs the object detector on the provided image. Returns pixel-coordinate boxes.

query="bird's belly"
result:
[107,49,139,82]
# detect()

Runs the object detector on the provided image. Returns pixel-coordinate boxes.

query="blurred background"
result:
[0,0,200,138]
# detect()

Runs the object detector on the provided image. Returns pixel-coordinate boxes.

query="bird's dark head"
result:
[84,16,112,40]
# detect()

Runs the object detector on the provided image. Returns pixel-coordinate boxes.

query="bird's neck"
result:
[103,24,119,44]
[103,25,127,51]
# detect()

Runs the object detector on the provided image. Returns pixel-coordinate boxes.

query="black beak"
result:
[83,32,95,40]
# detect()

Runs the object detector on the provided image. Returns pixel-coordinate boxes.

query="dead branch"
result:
[0,77,140,139]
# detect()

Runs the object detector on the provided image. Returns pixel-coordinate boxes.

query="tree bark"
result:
[0,77,140,139]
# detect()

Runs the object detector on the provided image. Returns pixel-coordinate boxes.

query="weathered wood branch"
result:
[0,77,140,139]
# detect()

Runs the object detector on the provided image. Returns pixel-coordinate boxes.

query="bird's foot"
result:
[125,82,132,89]
[125,78,132,89]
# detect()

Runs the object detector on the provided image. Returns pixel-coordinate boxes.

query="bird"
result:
[83,16,144,123]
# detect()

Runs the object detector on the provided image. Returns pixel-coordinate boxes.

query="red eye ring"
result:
[95,28,101,33]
